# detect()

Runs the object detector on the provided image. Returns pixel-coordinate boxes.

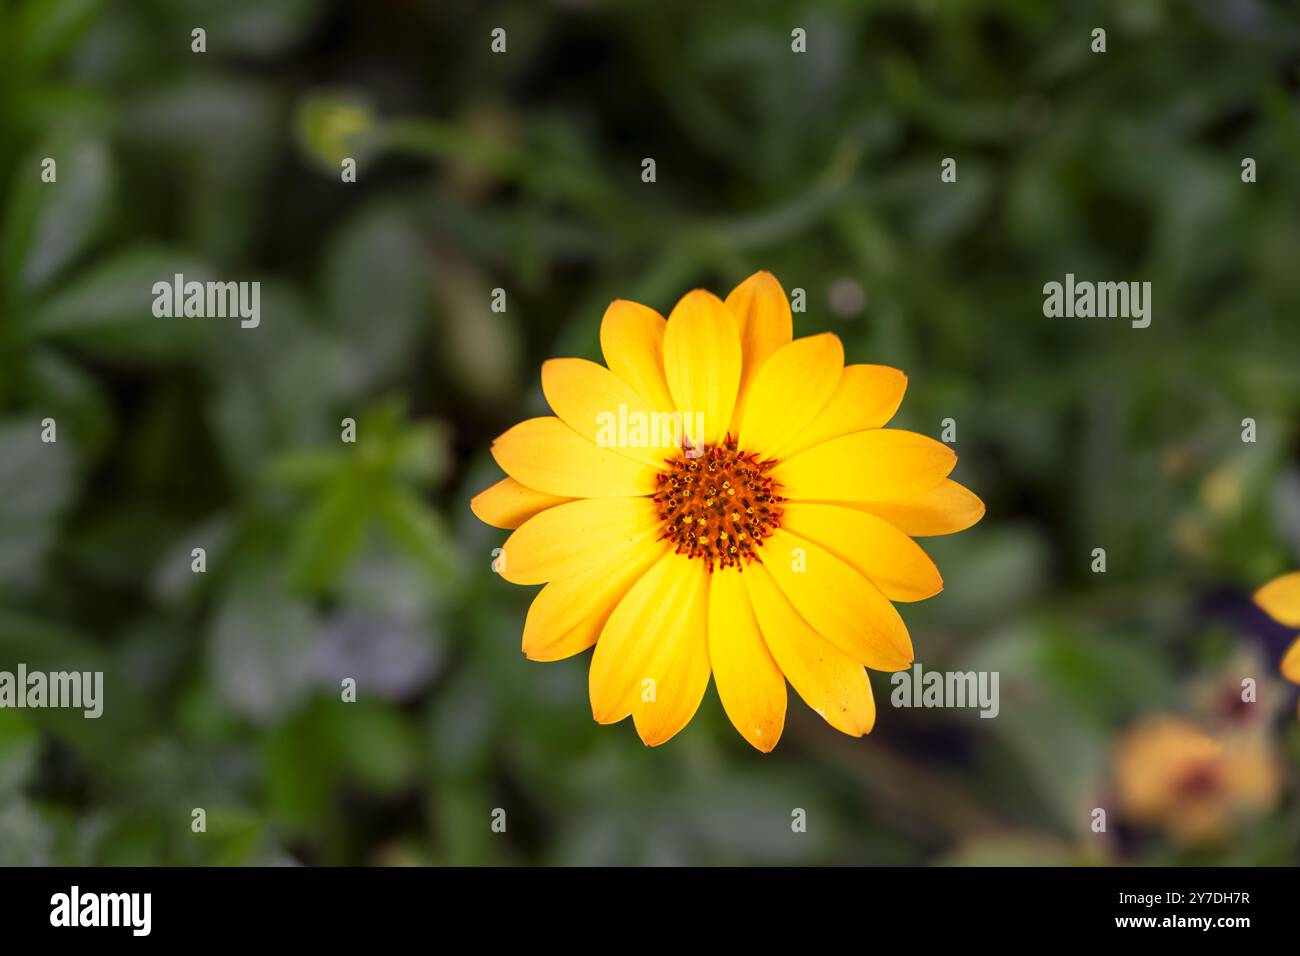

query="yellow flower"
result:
[471,272,983,750]
[1113,716,1279,846]
[1253,571,1300,708]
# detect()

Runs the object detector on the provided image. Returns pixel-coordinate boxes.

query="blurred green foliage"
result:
[1,0,1300,865]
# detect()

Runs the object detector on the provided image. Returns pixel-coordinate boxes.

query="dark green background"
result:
[1,0,1299,865]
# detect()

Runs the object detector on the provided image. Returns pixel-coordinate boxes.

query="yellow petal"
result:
[772,429,955,502]
[852,479,985,537]
[491,416,659,498]
[1282,636,1300,685]
[759,528,913,670]
[725,271,793,433]
[744,562,874,736]
[663,289,741,447]
[737,333,843,459]
[1254,572,1300,628]
[541,358,672,468]
[774,364,907,459]
[588,553,711,746]
[498,496,661,585]
[780,502,942,602]
[707,569,786,752]
[599,299,676,411]
[470,477,572,530]
[522,540,667,661]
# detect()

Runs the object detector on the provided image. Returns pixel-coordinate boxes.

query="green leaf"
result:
[265,447,347,490]
[11,0,103,74]
[321,205,430,393]
[334,702,420,793]
[433,261,522,404]
[22,348,114,460]
[261,699,418,839]
[0,710,40,798]
[376,488,459,585]
[0,418,74,592]
[286,476,372,593]
[2,134,114,301]
[20,245,215,359]
[0,799,54,865]
[208,580,319,724]
[261,706,335,834]
[0,613,128,763]
[185,0,322,58]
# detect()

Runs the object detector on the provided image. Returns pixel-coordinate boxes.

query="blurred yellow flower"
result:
[1254,572,1300,709]
[1113,716,1279,846]
[471,271,983,750]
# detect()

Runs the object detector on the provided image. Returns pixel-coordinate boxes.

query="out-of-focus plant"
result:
[0,0,1298,865]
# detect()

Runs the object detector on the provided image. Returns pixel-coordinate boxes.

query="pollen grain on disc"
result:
[653,437,783,571]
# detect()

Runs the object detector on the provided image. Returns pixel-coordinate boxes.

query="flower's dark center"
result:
[1173,760,1223,800]
[1215,685,1254,725]
[654,437,783,571]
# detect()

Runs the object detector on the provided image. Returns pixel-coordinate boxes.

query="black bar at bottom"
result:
[0,865,1287,941]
